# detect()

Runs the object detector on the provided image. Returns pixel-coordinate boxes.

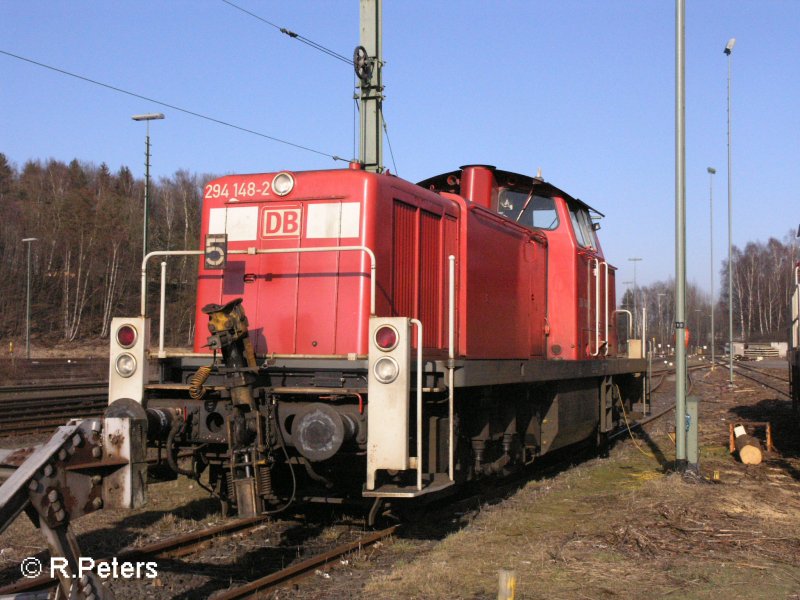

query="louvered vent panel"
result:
[392,201,416,318]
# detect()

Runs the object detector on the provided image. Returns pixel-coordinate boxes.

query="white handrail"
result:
[795,266,800,348]
[158,261,167,358]
[447,255,455,482]
[603,261,609,356]
[591,258,601,356]
[613,309,633,338]
[641,305,647,360]
[141,245,378,320]
[410,318,423,491]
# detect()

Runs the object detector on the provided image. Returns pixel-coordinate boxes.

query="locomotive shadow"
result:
[395,441,621,543]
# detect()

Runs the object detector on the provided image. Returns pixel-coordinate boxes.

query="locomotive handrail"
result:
[613,309,633,339]
[603,261,609,356]
[410,318,423,491]
[448,255,455,482]
[141,247,378,351]
[795,266,800,348]
[589,259,609,357]
[590,259,600,356]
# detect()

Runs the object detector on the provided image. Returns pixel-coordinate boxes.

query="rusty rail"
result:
[213,525,399,599]
[0,514,277,595]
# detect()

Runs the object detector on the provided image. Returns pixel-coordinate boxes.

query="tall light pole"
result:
[628,257,642,335]
[22,237,38,359]
[675,0,689,470]
[707,166,716,369]
[725,38,736,385]
[132,112,165,260]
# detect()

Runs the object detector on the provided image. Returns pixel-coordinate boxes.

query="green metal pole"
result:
[725,39,735,386]
[359,0,383,173]
[674,0,688,471]
[687,395,699,465]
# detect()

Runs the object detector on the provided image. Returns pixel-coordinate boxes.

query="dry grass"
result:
[363,436,800,600]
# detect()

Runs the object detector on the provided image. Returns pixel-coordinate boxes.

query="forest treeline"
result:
[621,234,798,351]
[0,152,797,352]
[0,152,211,350]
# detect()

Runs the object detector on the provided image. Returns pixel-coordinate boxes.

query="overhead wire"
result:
[221,0,354,65]
[221,0,400,172]
[381,108,398,175]
[0,49,347,163]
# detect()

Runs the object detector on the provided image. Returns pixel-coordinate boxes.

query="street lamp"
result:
[707,166,716,369]
[724,38,735,385]
[628,257,642,335]
[131,112,165,260]
[657,292,667,349]
[22,237,38,359]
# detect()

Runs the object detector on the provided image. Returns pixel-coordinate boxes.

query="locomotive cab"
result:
[420,165,621,360]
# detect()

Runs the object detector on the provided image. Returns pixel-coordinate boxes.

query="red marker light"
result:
[117,325,138,349]
[375,326,398,351]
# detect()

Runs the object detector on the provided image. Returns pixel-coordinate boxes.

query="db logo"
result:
[263,208,301,238]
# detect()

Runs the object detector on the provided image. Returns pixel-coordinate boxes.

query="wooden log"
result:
[733,425,763,465]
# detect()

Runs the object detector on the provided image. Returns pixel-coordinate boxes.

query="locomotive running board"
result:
[362,474,455,499]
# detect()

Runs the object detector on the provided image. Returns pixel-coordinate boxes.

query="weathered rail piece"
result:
[213,525,399,600]
[0,514,278,596]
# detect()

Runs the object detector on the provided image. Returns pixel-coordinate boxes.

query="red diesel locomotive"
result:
[108,163,647,518]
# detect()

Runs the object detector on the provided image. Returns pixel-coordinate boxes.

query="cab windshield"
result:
[496,189,559,230]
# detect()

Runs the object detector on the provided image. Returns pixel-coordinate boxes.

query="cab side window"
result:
[568,202,598,249]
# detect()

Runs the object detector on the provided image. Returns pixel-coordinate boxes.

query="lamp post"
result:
[131,112,165,260]
[707,166,716,369]
[628,257,642,335]
[22,237,38,359]
[657,292,667,349]
[675,0,689,470]
[724,38,735,385]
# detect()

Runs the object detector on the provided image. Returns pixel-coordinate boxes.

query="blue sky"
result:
[1,1,798,296]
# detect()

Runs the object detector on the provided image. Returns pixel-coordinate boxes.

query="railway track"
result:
[0,364,693,597]
[0,511,397,598]
[0,397,680,598]
[213,525,398,599]
[0,382,108,436]
[707,359,792,399]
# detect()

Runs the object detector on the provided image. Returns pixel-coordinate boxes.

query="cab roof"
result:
[416,166,605,219]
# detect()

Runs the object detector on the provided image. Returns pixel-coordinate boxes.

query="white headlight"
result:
[272,172,294,196]
[115,353,137,378]
[373,356,399,384]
